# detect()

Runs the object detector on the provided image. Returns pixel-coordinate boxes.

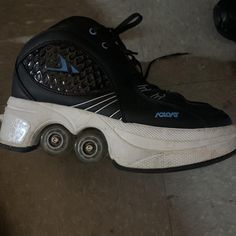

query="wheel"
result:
[74,129,108,163]
[40,125,73,155]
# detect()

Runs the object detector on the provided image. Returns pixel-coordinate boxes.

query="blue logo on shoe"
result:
[155,112,180,118]
[47,55,79,74]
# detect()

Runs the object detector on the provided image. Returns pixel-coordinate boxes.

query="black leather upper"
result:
[12,15,232,128]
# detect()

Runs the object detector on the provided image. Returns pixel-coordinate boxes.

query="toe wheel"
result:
[40,125,73,155]
[74,128,108,163]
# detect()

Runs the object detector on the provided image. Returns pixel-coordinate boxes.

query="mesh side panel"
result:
[23,43,113,96]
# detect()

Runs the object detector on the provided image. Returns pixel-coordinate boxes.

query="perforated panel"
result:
[23,43,113,96]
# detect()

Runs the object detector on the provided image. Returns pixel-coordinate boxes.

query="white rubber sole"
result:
[0,97,235,169]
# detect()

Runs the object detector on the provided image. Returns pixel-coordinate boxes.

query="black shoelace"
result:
[90,13,189,95]
[114,13,189,78]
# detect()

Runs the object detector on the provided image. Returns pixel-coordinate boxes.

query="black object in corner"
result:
[214,0,236,41]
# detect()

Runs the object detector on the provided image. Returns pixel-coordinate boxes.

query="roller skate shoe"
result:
[0,13,235,171]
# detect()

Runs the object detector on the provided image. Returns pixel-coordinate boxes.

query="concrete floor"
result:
[0,0,235,235]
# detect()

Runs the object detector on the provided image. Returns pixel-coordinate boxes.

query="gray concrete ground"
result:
[0,0,235,235]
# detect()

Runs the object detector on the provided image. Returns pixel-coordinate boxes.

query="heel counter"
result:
[11,65,34,100]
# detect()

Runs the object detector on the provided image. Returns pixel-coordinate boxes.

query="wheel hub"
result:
[81,140,98,158]
[48,133,63,149]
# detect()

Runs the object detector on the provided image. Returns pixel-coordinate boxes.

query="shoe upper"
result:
[12,13,232,128]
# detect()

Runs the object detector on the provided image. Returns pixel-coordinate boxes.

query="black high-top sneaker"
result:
[0,13,235,171]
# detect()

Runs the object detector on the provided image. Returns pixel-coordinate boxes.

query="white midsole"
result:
[0,97,235,169]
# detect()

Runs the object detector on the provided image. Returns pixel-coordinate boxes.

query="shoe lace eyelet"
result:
[89,27,97,35]
[101,42,109,50]
[127,55,133,60]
